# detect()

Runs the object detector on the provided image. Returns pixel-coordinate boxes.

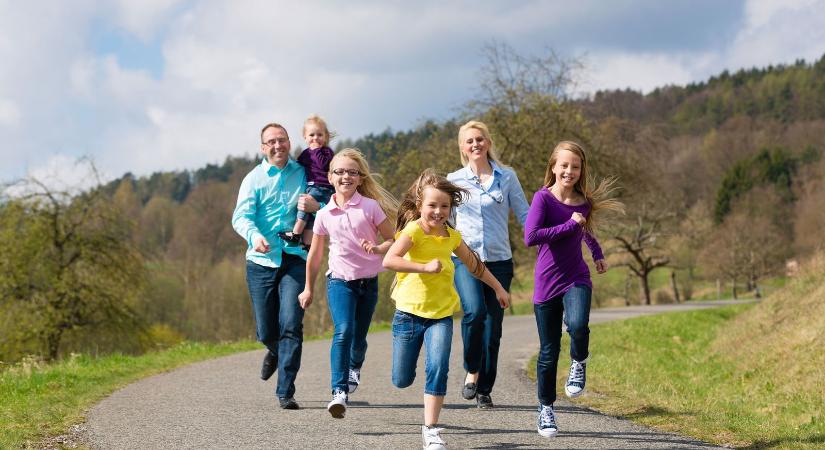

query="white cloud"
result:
[582,52,714,94]
[728,0,825,69]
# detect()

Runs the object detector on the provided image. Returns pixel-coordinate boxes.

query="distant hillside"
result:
[578,55,825,134]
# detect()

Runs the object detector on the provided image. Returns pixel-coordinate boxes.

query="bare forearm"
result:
[383,255,428,273]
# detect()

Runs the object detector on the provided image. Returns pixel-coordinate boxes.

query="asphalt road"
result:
[83,301,741,449]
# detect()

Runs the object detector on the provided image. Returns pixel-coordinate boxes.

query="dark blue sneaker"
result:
[537,404,558,437]
[565,358,587,398]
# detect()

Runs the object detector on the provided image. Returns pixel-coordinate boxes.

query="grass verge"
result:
[0,321,393,449]
[528,304,824,449]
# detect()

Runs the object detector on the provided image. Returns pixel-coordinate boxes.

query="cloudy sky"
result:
[2,0,825,186]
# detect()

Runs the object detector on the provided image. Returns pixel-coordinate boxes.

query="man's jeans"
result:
[453,257,513,396]
[533,284,591,405]
[391,311,453,396]
[246,255,306,399]
[327,275,379,393]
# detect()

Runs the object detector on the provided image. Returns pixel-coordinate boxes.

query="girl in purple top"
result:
[524,141,623,438]
[279,114,335,248]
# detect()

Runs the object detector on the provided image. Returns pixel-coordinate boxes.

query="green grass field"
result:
[528,304,824,449]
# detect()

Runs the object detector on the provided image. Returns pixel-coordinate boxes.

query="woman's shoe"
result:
[461,372,477,400]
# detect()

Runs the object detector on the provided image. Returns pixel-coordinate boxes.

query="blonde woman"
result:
[446,120,529,409]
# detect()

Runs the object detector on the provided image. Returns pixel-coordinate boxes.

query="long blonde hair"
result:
[543,140,624,234]
[457,120,503,167]
[330,148,398,218]
[396,168,468,232]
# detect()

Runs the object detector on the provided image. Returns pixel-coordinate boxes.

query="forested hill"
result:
[578,56,825,133]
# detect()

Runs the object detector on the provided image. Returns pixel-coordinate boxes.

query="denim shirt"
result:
[447,161,530,262]
[232,157,308,267]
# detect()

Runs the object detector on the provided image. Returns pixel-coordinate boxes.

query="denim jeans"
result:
[391,310,453,396]
[533,284,591,405]
[245,255,306,399]
[326,275,379,393]
[296,184,334,225]
[453,257,513,395]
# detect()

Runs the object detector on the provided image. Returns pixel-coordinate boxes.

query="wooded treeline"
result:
[2,45,824,363]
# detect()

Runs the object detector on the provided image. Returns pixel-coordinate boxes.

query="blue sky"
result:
[2,0,825,188]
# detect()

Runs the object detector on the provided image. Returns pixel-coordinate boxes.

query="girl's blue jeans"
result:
[391,310,453,396]
[326,275,379,393]
[533,284,591,405]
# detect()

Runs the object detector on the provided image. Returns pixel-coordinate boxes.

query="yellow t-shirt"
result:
[392,221,462,319]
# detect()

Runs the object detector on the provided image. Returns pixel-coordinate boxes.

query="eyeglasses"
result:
[331,168,363,177]
[262,138,288,147]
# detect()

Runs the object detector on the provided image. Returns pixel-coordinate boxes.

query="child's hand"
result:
[254,236,270,253]
[361,239,378,254]
[423,259,442,274]
[495,288,510,309]
[298,289,313,309]
[594,259,608,274]
[571,212,586,225]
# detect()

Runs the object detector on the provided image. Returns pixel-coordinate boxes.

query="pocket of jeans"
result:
[392,311,414,341]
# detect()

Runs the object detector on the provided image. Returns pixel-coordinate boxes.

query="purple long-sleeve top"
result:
[297,146,334,188]
[524,187,604,304]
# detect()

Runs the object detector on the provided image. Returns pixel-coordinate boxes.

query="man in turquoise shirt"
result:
[232,122,320,410]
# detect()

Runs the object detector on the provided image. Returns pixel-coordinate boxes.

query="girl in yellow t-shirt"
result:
[383,168,510,450]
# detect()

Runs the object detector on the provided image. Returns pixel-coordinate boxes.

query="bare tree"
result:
[609,203,673,305]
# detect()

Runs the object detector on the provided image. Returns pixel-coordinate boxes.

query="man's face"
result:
[260,126,291,168]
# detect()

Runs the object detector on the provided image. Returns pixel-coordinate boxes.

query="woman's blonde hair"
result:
[457,120,503,167]
[303,113,337,145]
[395,168,468,232]
[543,140,624,234]
[329,148,398,219]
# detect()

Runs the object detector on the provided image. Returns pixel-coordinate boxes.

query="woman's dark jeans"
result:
[453,257,513,395]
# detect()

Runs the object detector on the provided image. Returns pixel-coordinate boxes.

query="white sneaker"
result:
[537,404,558,437]
[327,389,347,419]
[421,425,447,449]
[348,368,361,393]
[565,357,588,398]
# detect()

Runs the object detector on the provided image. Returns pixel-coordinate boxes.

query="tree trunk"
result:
[670,271,680,303]
[46,328,63,362]
[624,272,631,306]
[732,280,738,299]
[640,274,652,305]
[716,279,721,300]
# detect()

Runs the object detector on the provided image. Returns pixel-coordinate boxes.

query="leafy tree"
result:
[0,177,146,361]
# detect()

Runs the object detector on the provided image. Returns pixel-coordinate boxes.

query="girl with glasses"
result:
[299,149,398,419]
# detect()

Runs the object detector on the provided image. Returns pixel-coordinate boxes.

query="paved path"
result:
[84,301,744,449]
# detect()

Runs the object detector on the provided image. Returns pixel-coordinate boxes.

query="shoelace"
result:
[349,369,360,385]
[333,389,347,403]
[423,427,445,445]
[568,361,585,384]
[539,406,557,428]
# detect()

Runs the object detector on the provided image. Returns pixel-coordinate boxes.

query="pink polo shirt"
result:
[313,191,388,281]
